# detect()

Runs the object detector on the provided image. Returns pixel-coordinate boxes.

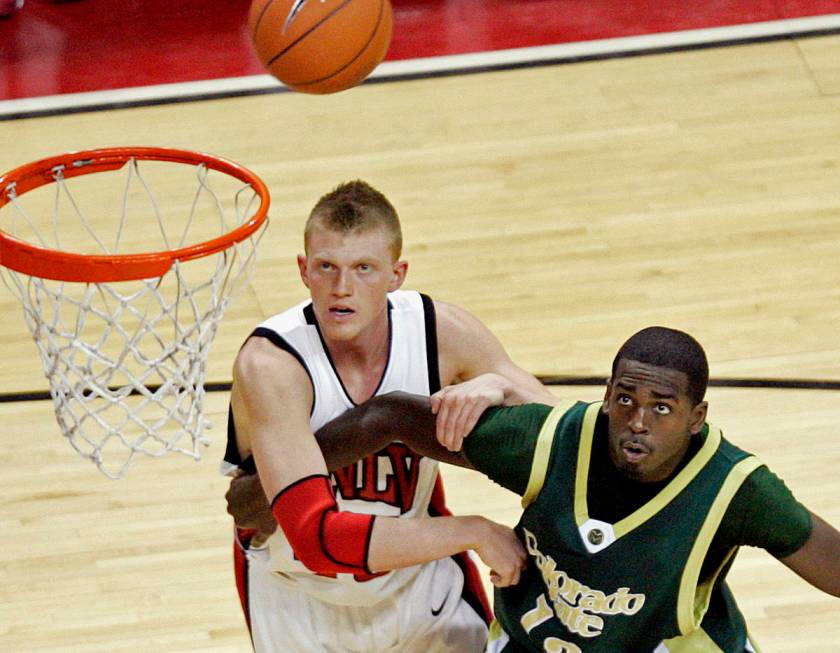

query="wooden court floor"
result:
[2,36,840,651]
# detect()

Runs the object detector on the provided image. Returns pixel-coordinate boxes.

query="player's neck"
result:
[324,317,391,402]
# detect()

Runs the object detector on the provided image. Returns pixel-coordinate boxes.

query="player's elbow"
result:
[357,391,406,430]
[365,392,432,438]
[289,509,376,575]
[293,546,338,574]
[273,476,375,576]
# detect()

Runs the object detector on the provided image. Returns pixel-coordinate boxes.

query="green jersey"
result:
[464,401,812,653]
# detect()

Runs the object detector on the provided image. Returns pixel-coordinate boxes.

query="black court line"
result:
[2,376,839,404]
[2,25,840,122]
[0,87,288,123]
[536,376,840,391]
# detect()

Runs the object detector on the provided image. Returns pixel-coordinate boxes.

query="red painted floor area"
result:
[1,0,839,100]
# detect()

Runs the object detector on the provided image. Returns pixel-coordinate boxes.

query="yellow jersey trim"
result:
[574,402,724,538]
[574,402,602,525]
[612,424,722,537]
[661,626,725,652]
[521,400,577,508]
[676,456,764,634]
[488,619,503,641]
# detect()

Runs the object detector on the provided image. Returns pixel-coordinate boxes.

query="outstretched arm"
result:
[310,391,527,583]
[312,391,476,471]
[779,511,840,596]
[225,388,473,537]
[226,392,474,543]
[229,345,523,584]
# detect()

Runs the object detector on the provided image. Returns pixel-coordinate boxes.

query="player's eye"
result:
[358,263,371,272]
[655,403,672,415]
[617,394,632,406]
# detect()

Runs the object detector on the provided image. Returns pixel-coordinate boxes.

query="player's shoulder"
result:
[431,297,485,334]
[737,462,789,498]
[235,333,307,382]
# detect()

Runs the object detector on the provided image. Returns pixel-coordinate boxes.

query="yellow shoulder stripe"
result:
[676,455,764,635]
[660,625,725,652]
[521,400,577,508]
[574,402,603,525]
[611,424,722,537]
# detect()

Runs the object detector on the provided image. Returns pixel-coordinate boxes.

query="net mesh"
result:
[0,155,266,478]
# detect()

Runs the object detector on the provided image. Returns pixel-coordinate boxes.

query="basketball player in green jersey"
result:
[308,326,840,653]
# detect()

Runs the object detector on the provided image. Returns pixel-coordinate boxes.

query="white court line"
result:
[1,13,839,119]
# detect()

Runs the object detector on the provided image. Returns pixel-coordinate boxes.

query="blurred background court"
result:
[1,1,840,651]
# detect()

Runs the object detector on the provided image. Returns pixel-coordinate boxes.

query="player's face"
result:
[602,359,707,483]
[298,226,407,343]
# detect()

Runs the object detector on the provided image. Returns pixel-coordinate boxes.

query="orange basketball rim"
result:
[0,147,270,282]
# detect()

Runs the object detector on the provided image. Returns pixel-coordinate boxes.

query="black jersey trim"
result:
[223,328,315,469]
[303,301,394,407]
[361,514,376,575]
[303,303,317,325]
[319,508,376,575]
[249,326,315,416]
[306,301,349,402]
[224,404,256,471]
[420,293,441,394]
[370,301,395,399]
[270,473,332,509]
[250,327,311,379]
[271,474,373,574]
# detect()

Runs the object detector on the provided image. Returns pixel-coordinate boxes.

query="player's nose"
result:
[332,269,352,295]
[628,407,648,433]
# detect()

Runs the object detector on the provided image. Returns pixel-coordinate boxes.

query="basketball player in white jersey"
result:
[224,180,555,652]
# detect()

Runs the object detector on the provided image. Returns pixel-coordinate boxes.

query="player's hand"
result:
[470,517,526,587]
[430,374,507,451]
[225,473,277,547]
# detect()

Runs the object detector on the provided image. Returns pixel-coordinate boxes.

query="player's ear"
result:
[388,260,408,291]
[689,401,708,435]
[601,379,613,413]
[297,254,310,288]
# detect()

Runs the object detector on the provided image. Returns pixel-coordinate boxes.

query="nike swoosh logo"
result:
[431,592,449,617]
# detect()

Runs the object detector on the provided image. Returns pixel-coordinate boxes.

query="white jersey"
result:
[225,290,442,606]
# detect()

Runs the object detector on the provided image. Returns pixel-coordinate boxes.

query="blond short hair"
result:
[305,180,402,259]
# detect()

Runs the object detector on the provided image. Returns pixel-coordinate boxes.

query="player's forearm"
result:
[367,514,488,571]
[781,512,840,597]
[314,392,473,469]
[369,514,527,586]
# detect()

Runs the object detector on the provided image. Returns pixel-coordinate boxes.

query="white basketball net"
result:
[0,156,266,478]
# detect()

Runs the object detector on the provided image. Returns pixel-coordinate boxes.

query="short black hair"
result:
[611,326,709,404]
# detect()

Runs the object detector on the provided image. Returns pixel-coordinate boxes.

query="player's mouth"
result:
[620,441,650,464]
[328,306,355,319]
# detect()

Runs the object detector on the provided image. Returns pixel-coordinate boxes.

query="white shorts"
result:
[246,546,488,652]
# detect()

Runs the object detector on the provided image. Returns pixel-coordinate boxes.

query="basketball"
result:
[249,0,393,94]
